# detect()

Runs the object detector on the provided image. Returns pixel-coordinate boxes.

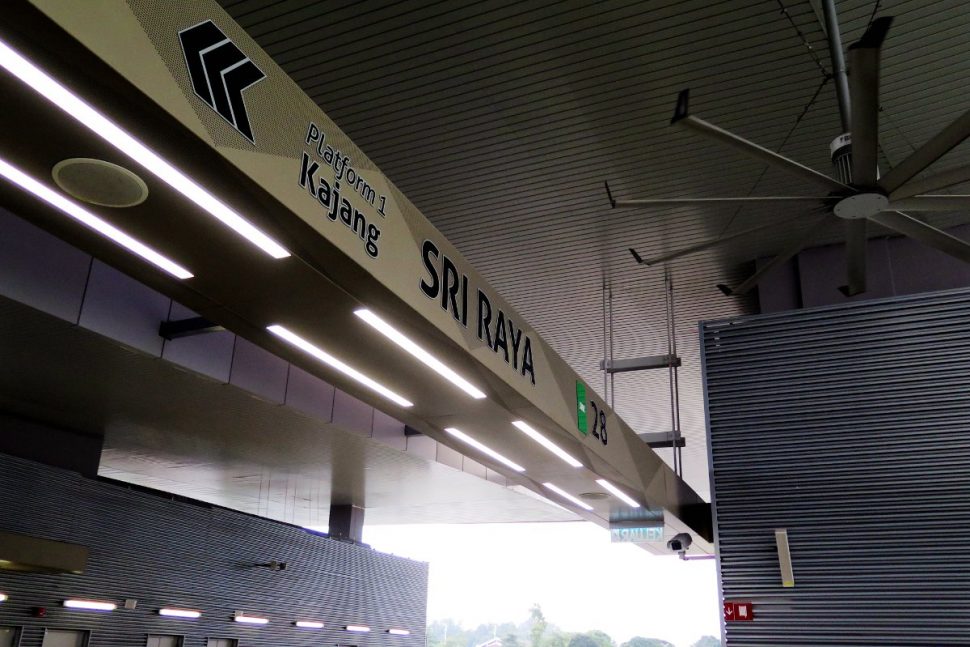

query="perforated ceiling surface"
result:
[217,0,970,499]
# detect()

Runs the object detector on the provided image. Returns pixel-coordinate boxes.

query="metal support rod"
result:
[821,0,851,132]
[664,269,683,478]
[608,285,615,410]
[602,280,608,403]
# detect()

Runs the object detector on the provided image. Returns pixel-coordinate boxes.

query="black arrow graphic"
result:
[179,20,265,143]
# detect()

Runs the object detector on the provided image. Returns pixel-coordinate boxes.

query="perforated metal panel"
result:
[0,455,427,647]
[702,287,970,646]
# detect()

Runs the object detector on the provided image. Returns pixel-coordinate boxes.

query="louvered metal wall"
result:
[0,454,427,647]
[702,287,970,646]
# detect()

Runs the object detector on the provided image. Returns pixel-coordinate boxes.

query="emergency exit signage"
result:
[723,601,754,622]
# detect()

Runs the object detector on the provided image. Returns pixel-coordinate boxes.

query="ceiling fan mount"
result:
[612,13,970,298]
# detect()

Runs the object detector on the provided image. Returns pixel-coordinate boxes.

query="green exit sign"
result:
[576,381,588,435]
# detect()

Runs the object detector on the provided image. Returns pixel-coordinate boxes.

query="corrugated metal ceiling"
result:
[218,0,970,499]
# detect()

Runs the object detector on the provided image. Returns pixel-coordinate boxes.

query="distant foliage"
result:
[690,637,721,647]
[620,637,674,647]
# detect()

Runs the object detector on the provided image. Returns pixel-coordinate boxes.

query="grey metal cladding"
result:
[0,454,428,647]
[701,286,970,646]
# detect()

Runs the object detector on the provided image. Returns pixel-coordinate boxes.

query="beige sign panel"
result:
[26,0,710,543]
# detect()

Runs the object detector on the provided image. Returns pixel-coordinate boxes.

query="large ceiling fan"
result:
[609,12,970,297]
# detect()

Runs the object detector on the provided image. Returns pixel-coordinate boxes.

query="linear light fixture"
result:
[346,625,371,633]
[159,608,202,619]
[444,427,525,472]
[388,628,411,636]
[267,324,413,407]
[541,483,593,511]
[0,157,193,279]
[0,593,7,602]
[295,621,325,629]
[64,599,116,611]
[512,420,582,467]
[354,309,486,399]
[234,613,269,625]
[0,38,289,259]
[595,478,641,508]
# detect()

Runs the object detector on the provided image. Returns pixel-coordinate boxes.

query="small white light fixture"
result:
[159,608,202,619]
[541,483,593,511]
[512,421,582,467]
[595,478,641,508]
[267,325,413,407]
[0,593,7,602]
[295,621,325,629]
[388,628,411,636]
[346,625,371,633]
[0,38,289,259]
[354,309,486,399]
[0,157,193,279]
[234,613,269,625]
[64,599,117,611]
[444,427,525,472]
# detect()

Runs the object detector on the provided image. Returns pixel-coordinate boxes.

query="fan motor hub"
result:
[834,193,888,220]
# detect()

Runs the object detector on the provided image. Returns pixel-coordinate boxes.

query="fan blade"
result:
[717,216,829,296]
[888,195,970,211]
[613,196,834,209]
[847,17,892,187]
[639,214,808,266]
[841,219,867,296]
[671,90,848,192]
[869,211,970,263]
[890,163,970,200]
[879,108,970,194]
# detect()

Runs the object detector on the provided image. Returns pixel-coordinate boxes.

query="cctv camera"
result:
[667,533,692,553]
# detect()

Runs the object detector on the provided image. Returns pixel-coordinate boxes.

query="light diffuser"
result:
[444,427,525,472]
[159,608,202,619]
[541,483,593,511]
[595,478,641,508]
[512,420,582,467]
[64,599,116,611]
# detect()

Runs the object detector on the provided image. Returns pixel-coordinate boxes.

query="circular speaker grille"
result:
[578,491,609,501]
[52,158,148,208]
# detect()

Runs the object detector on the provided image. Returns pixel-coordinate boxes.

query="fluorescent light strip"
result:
[267,325,413,407]
[235,614,269,625]
[159,608,202,619]
[444,427,525,472]
[0,594,7,602]
[0,158,193,279]
[64,599,116,611]
[388,629,411,636]
[541,482,593,511]
[511,420,582,467]
[354,309,486,399]
[595,478,641,508]
[0,39,289,259]
[346,625,371,633]
[295,621,325,629]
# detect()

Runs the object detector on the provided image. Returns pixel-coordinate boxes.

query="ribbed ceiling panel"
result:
[220,0,970,499]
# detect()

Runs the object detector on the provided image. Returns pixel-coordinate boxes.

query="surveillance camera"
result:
[667,533,692,553]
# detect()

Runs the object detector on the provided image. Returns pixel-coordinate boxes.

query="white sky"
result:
[362,522,721,647]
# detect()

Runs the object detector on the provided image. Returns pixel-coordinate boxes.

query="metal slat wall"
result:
[0,455,427,647]
[702,287,970,646]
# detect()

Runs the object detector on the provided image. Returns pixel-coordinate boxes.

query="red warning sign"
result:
[723,601,754,622]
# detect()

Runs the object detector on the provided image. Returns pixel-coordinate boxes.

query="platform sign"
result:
[610,526,663,543]
[723,601,754,622]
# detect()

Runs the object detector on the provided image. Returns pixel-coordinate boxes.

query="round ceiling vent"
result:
[578,491,609,501]
[52,158,149,208]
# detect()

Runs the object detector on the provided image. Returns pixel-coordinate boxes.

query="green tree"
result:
[620,638,674,647]
[567,635,599,647]
[529,605,548,647]
[690,638,721,647]
[504,633,523,647]
[585,630,615,647]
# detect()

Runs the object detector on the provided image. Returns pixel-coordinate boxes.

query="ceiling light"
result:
[295,621,324,629]
[388,629,411,636]
[346,625,371,633]
[542,483,593,511]
[444,427,525,472]
[595,479,641,508]
[64,599,116,611]
[234,613,269,625]
[0,157,192,279]
[0,594,7,602]
[159,608,202,619]
[0,39,289,259]
[267,325,413,407]
[511,420,582,467]
[354,309,486,399]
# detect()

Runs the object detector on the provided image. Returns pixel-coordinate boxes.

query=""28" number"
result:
[588,401,608,445]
